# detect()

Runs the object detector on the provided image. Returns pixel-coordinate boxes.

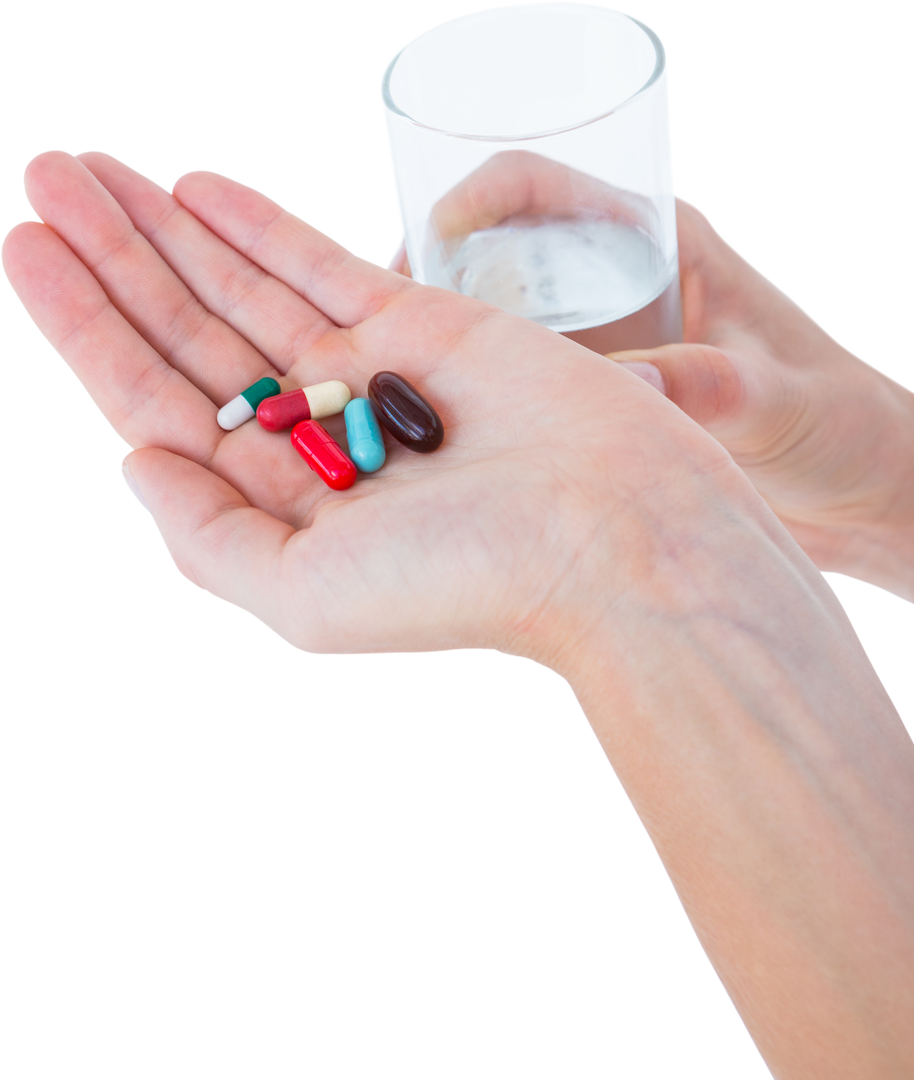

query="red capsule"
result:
[291,420,357,491]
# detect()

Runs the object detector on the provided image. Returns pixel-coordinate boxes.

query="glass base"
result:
[561,272,683,354]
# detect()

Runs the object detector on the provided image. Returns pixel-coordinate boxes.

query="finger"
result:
[173,171,413,327]
[79,152,338,377]
[609,344,744,431]
[388,242,411,277]
[431,150,654,240]
[24,151,275,406]
[612,359,666,394]
[3,221,219,460]
[124,447,297,630]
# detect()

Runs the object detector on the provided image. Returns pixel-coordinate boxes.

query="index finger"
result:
[173,172,415,329]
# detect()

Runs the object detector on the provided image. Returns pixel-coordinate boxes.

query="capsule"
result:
[256,380,352,432]
[291,420,357,491]
[367,371,444,453]
[217,376,281,431]
[344,398,386,473]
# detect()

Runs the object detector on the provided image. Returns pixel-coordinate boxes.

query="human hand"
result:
[394,150,914,599]
[7,153,914,1080]
[3,151,758,668]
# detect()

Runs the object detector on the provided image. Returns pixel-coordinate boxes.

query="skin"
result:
[392,150,914,601]
[4,150,914,1078]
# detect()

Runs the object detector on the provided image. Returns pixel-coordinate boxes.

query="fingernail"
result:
[121,449,149,511]
[616,361,666,395]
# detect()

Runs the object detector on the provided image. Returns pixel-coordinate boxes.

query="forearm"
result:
[558,500,914,1078]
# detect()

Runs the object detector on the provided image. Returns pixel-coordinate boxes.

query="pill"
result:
[344,398,386,473]
[367,371,444,453]
[217,376,281,431]
[291,420,357,491]
[257,380,352,432]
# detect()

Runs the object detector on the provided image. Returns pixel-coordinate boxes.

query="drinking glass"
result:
[383,3,681,354]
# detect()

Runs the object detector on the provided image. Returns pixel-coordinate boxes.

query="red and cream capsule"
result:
[257,380,351,432]
[291,420,357,491]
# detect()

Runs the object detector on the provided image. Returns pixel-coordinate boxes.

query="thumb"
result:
[609,343,743,432]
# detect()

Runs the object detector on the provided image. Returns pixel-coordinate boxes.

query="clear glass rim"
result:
[382,4,666,143]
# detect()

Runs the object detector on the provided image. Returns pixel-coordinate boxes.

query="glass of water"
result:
[383,3,681,354]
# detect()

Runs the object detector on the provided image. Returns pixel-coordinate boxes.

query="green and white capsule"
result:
[217,377,281,431]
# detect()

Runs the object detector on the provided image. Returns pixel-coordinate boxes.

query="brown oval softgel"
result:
[367,371,444,453]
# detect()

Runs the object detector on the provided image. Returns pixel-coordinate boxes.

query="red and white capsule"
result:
[291,420,357,491]
[257,380,351,432]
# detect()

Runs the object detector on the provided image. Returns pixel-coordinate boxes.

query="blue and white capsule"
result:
[217,377,281,431]
[344,397,386,473]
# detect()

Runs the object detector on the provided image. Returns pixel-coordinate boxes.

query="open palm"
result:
[4,152,732,661]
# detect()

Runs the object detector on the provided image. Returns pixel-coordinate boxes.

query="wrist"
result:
[787,358,914,601]
[544,476,914,1079]
[518,448,795,681]
[788,515,914,603]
